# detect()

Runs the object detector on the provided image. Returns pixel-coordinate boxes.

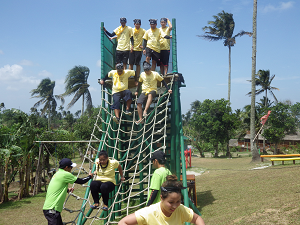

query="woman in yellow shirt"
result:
[90,151,125,211]
[118,175,205,225]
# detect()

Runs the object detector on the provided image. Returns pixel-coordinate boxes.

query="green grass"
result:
[1,154,300,224]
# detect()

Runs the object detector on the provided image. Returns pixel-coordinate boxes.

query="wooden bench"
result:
[260,154,300,162]
[180,174,197,206]
[270,157,300,166]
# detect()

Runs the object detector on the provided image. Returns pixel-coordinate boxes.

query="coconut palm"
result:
[247,70,279,106]
[30,78,64,130]
[198,10,252,103]
[64,65,92,116]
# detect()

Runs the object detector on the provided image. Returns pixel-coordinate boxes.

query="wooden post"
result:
[33,143,42,196]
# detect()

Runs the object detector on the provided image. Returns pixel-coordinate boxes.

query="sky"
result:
[1,0,299,115]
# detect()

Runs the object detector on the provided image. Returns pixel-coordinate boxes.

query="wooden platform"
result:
[180,174,197,206]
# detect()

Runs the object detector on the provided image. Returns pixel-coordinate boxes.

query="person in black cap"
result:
[118,175,205,225]
[103,18,133,69]
[129,19,145,85]
[100,62,136,124]
[159,18,172,76]
[142,19,161,71]
[134,61,172,125]
[146,151,171,206]
[43,158,92,225]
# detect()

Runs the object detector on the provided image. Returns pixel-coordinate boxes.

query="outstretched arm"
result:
[118,213,138,225]
[74,170,93,184]
[167,18,172,31]
[118,164,125,182]
[146,189,158,206]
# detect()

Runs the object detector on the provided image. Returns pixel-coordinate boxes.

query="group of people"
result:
[43,151,205,225]
[100,17,173,125]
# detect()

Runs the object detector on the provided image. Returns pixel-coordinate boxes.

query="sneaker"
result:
[113,116,120,124]
[124,110,132,116]
[90,204,99,209]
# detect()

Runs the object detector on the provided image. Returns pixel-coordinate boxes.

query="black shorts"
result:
[116,50,130,65]
[43,210,63,225]
[129,51,142,65]
[112,89,132,110]
[159,50,170,66]
[137,91,157,105]
[145,47,160,63]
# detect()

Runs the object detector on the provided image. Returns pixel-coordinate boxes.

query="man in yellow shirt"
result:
[135,62,172,125]
[159,18,172,76]
[129,19,145,85]
[100,62,136,124]
[104,18,133,69]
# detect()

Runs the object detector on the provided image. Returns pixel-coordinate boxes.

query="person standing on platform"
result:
[159,18,172,76]
[104,17,133,69]
[129,19,145,85]
[99,62,136,124]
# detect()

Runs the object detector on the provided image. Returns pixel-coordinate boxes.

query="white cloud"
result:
[262,1,294,13]
[232,77,250,84]
[38,70,52,77]
[0,64,23,81]
[0,50,3,55]
[19,59,34,66]
[275,75,300,81]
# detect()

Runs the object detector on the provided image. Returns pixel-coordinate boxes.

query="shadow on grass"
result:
[196,190,215,212]
[0,192,46,210]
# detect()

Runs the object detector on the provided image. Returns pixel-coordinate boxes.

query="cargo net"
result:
[62,75,175,225]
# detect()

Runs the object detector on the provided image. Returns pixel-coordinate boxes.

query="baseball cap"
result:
[143,61,151,71]
[149,19,157,25]
[120,17,127,23]
[149,151,165,161]
[133,19,141,25]
[59,158,77,168]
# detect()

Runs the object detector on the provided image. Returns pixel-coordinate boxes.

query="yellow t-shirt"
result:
[159,27,171,50]
[143,28,162,53]
[135,202,194,225]
[94,159,119,185]
[139,71,164,94]
[131,28,146,51]
[114,26,132,51]
[108,70,135,94]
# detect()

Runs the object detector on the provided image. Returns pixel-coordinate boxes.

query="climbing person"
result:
[135,61,172,125]
[159,18,172,76]
[90,150,125,211]
[99,62,136,124]
[43,158,93,225]
[129,19,145,85]
[146,151,172,206]
[118,175,205,225]
[103,17,133,69]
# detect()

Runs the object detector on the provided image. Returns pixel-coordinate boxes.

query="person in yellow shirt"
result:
[159,18,172,76]
[99,62,136,124]
[118,175,205,225]
[90,150,125,211]
[134,62,172,125]
[104,17,133,69]
[129,19,145,85]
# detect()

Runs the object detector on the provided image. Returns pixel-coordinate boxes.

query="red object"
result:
[184,149,192,168]
[260,111,271,125]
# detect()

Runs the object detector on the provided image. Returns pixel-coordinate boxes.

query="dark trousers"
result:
[43,210,63,225]
[90,180,115,205]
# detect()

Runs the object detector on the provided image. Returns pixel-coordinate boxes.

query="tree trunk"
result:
[18,166,24,200]
[263,90,268,153]
[228,45,231,104]
[214,144,219,157]
[274,143,278,155]
[0,164,4,202]
[82,92,85,116]
[3,157,9,202]
[251,0,260,162]
[24,154,31,197]
[48,108,51,131]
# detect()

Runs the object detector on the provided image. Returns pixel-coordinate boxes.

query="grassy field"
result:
[1,153,300,224]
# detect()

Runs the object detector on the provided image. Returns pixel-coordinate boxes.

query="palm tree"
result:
[248,70,279,106]
[198,10,252,103]
[250,0,260,161]
[64,66,92,116]
[30,78,64,130]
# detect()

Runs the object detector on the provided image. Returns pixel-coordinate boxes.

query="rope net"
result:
[62,75,175,225]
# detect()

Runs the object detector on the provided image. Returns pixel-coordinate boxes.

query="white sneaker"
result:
[113,116,120,124]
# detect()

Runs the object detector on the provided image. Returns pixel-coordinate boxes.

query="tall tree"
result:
[251,0,260,161]
[198,10,252,103]
[30,78,64,130]
[64,66,92,116]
